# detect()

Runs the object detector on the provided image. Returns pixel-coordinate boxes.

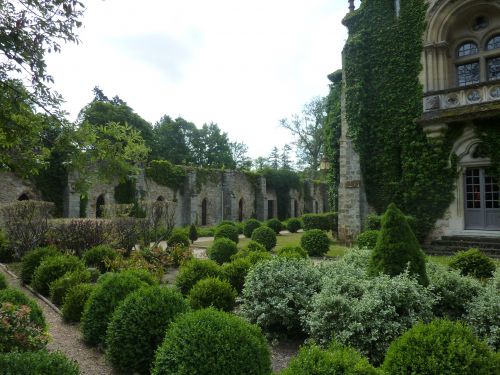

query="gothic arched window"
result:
[456,41,480,86]
[486,34,500,81]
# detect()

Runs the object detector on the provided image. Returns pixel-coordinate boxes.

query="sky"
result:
[45,0,350,159]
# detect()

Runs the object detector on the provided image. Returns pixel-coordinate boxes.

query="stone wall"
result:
[0,172,40,204]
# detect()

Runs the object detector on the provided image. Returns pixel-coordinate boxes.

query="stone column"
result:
[255,176,267,221]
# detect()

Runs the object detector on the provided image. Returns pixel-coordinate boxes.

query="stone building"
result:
[0,172,40,203]
[339,0,500,243]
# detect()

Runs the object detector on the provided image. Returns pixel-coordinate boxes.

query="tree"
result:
[151,116,197,164]
[230,141,252,170]
[253,157,268,171]
[280,97,327,176]
[0,0,85,108]
[191,123,234,168]
[281,144,293,170]
[268,146,280,170]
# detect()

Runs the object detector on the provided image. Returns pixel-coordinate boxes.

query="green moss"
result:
[146,160,186,193]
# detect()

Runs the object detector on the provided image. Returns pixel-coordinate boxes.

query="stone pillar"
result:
[64,173,81,218]
[222,171,236,221]
[255,176,267,221]
[187,171,199,225]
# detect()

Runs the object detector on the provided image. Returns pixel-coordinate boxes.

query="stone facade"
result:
[0,172,40,204]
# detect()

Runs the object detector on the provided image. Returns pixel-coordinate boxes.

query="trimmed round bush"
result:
[240,257,321,336]
[427,262,483,320]
[276,246,308,259]
[382,319,498,375]
[0,288,46,328]
[0,273,6,289]
[119,268,158,286]
[356,230,379,249]
[281,343,378,375]
[175,259,222,295]
[251,226,276,251]
[0,350,79,375]
[152,309,271,375]
[222,258,252,293]
[81,272,149,346]
[32,255,85,296]
[83,245,119,273]
[217,220,237,227]
[246,240,267,252]
[300,229,329,256]
[231,249,273,265]
[214,224,239,244]
[188,277,237,311]
[208,238,238,264]
[106,286,189,374]
[243,219,261,238]
[49,268,91,306]
[20,246,60,285]
[449,248,496,279]
[62,283,95,323]
[168,232,190,247]
[286,218,302,233]
[266,218,283,235]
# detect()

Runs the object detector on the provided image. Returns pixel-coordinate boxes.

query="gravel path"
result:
[0,264,114,375]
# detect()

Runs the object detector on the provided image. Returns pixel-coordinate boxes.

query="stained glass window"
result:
[457,62,480,86]
[457,42,479,57]
[486,35,500,51]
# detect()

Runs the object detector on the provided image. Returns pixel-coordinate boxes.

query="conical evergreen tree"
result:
[368,203,428,285]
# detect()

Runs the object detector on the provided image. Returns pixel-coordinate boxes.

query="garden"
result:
[0,200,499,374]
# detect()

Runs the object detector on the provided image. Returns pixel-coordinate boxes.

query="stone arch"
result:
[17,193,29,201]
[201,198,208,226]
[156,195,165,201]
[96,194,105,218]
[238,198,244,222]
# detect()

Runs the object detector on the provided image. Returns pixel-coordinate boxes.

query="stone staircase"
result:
[425,235,500,258]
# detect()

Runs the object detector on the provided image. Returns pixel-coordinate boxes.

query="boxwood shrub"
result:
[62,283,95,323]
[83,245,119,273]
[251,226,276,251]
[449,248,496,279]
[81,272,149,346]
[106,286,189,374]
[152,309,271,375]
[214,224,239,244]
[222,258,252,293]
[266,218,283,235]
[286,218,302,233]
[20,246,60,285]
[0,350,79,375]
[175,259,222,295]
[276,246,307,259]
[208,238,238,264]
[49,269,91,306]
[243,219,261,238]
[302,213,335,231]
[356,230,379,249]
[231,249,273,265]
[32,255,85,296]
[0,288,46,328]
[188,277,236,312]
[300,229,329,256]
[382,319,498,375]
[168,232,190,247]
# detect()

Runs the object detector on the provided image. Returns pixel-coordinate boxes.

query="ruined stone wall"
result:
[0,172,40,203]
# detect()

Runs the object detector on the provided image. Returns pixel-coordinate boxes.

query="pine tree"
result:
[189,224,198,244]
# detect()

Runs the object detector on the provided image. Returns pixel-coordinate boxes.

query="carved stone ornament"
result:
[446,94,460,107]
[490,86,500,99]
[425,95,441,110]
[467,90,481,103]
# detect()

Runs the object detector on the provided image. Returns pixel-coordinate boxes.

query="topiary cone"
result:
[368,203,428,286]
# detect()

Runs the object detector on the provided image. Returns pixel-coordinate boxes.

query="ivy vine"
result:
[146,160,187,193]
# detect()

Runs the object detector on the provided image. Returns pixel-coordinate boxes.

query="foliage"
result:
[104,248,167,280]
[0,302,49,353]
[146,159,186,192]
[0,288,46,328]
[189,224,198,244]
[364,215,381,231]
[368,203,428,285]
[106,286,189,375]
[137,200,177,248]
[62,283,94,323]
[230,141,253,170]
[240,257,322,337]
[152,308,271,375]
[262,168,301,220]
[214,224,239,244]
[222,258,252,294]
[266,218,283,235]
[302,214,334,231]
[449,248,496,279]
[343,0,458,240]
[0,230,13,263]
[251,226,277,251]
[83,245,119,273]
[427,263,483,320]
[382,319,498,374]
[281,343,378,375]
[356,230,379,249]
[465,284,500,351]
[306,268,435,364]
[0,273,6,290]
[0,350,80,375]
[276,246,308,259]
[168,232,190,247]
[0,200,54,258]
[208,238,238,265]
[301,229,329,257]
[150,115,197,164]
[244,219,262,238]
[188,277,237,312]
[111,217,140,254]
[47,219,114,257]
[49,269,91,306]
[286,218,302,233]
[246,240,268,253]
[32,254,85,296]
[20,246,59,285]
[175,259,223,295]
[81,271,149,346]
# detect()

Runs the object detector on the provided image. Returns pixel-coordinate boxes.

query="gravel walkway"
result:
[0,264,114,375]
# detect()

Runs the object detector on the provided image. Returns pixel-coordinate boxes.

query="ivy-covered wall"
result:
[342,0,458,240]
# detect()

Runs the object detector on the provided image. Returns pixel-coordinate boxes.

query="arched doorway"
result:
[96,194,105,218]
[17,193,29,201]
[238,198,244,222]
[157,196,165,201]
[201,198,208,226]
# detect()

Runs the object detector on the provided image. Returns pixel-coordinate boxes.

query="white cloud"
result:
[45,0,349,158]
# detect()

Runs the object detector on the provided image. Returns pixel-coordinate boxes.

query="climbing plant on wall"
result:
[343,0,458,240]
[262,168,302,220]
[146,160,187,193]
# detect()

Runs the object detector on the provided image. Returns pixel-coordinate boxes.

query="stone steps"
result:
[425,235,500,259]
